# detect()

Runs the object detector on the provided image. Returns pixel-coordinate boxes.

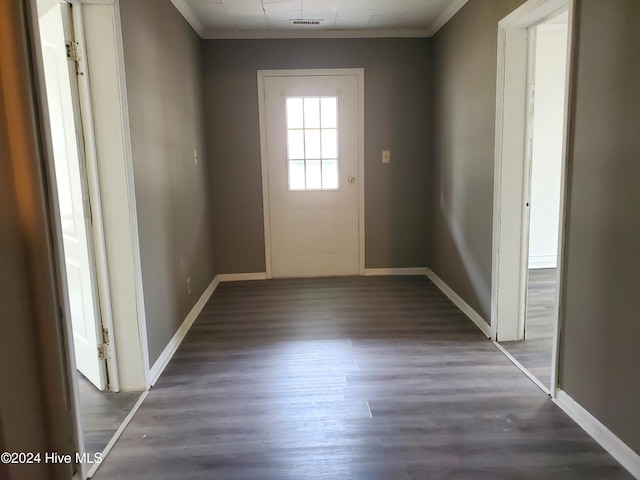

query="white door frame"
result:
[63,0,121,392]
[63,0,152,393]
[491,0,574,394]
[79,0,151,392]
[257,69,365,278]
[37,0,152,394]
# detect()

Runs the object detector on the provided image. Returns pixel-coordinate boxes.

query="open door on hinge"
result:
[39,1,107,390]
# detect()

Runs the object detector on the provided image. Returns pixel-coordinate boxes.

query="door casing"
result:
[491,0,574,395]
[257,69,365,278]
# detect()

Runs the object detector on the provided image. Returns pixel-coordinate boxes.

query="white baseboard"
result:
[528,255,557,269]
[554,389,640,479]
[364,267,428,276]
[148,276,220,386]
[424,268,491,338]
[218,272,268,282]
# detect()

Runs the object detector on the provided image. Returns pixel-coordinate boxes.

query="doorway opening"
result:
[490,0,572,394]
[501,11,569,389]
[36,1,144,476]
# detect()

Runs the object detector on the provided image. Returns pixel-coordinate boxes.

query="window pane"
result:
[321,129,337,159]
[305,129,321,159]
[321,97,337,128]
[306,160,321,189]
[287,130,304,160]
[322,159,338,189]
[286,98,303,129]
[289,160,305,190]
[304,97,320,128]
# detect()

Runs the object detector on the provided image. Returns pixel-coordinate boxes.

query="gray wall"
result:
[559,0,640,453]
[431,0,639,456]
[202,38,432,273]
[120,0,216,365]
[430,0,526,322]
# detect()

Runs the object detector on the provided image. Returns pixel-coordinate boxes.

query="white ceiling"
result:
[171,0,470,39]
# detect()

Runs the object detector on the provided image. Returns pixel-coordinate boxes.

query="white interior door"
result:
[40,3,107,390]
[262,73,361,278]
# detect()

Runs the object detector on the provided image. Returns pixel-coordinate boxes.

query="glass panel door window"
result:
[286,96,338,190]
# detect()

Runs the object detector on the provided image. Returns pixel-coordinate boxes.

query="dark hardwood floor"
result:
[502,268,557,388]
[77,374,141,456]
[94,276,631,479]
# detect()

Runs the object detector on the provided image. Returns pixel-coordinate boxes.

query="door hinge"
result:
[66,41,83,75]
[66,41,81,62]
[97,328,110,360]
[97,343,108,360]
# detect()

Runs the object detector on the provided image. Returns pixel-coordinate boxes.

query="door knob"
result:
[348,176,356,183]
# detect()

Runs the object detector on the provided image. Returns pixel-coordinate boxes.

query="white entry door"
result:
[40,3,107,390]
[260,71,363,278]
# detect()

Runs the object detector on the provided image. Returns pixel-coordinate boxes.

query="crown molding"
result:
[169,0,468,40]
[170,0,205,37]
[425,0,470,36]
[203,28,431,40]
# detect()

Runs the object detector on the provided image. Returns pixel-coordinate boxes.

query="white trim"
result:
[528,255,558,269]
[112,0,151,388]
[203,28,431,40]
[491,0,570,349]
[425,0,470,37]
[218,272,268,282]
[70,0,120,392]
[554,390,640,479]
[171,3,470,40]
[518,25,538,341]
[490,23,506,342]
[491,24,530,342]
[500,0,569,28]
[492,0,572,397]
[148,276,219,386]
[425,268,491,338]
[364,267,427,276]
[357,71,365,276]
[169,0,205,37]
[492,341,550,395]
[81,1,148,391]
[550,0,575,397]
[257,68,365,280]
[257,72,272,279]
[86,390,149,478]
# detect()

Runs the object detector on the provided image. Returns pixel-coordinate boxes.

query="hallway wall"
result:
[559,0,640,454]
[119,0,216,365]
[431,0,640,457]
[430,0,526,321]
[202,38,433,274]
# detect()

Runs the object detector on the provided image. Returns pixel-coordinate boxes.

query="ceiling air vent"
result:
[289,19,323,26]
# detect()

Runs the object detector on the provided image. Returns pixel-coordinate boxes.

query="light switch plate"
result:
[382,150,391,163]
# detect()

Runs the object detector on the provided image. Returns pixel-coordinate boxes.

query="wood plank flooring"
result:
[93,276,631,479]
[502,268,557,388]
[77,374,141,455]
